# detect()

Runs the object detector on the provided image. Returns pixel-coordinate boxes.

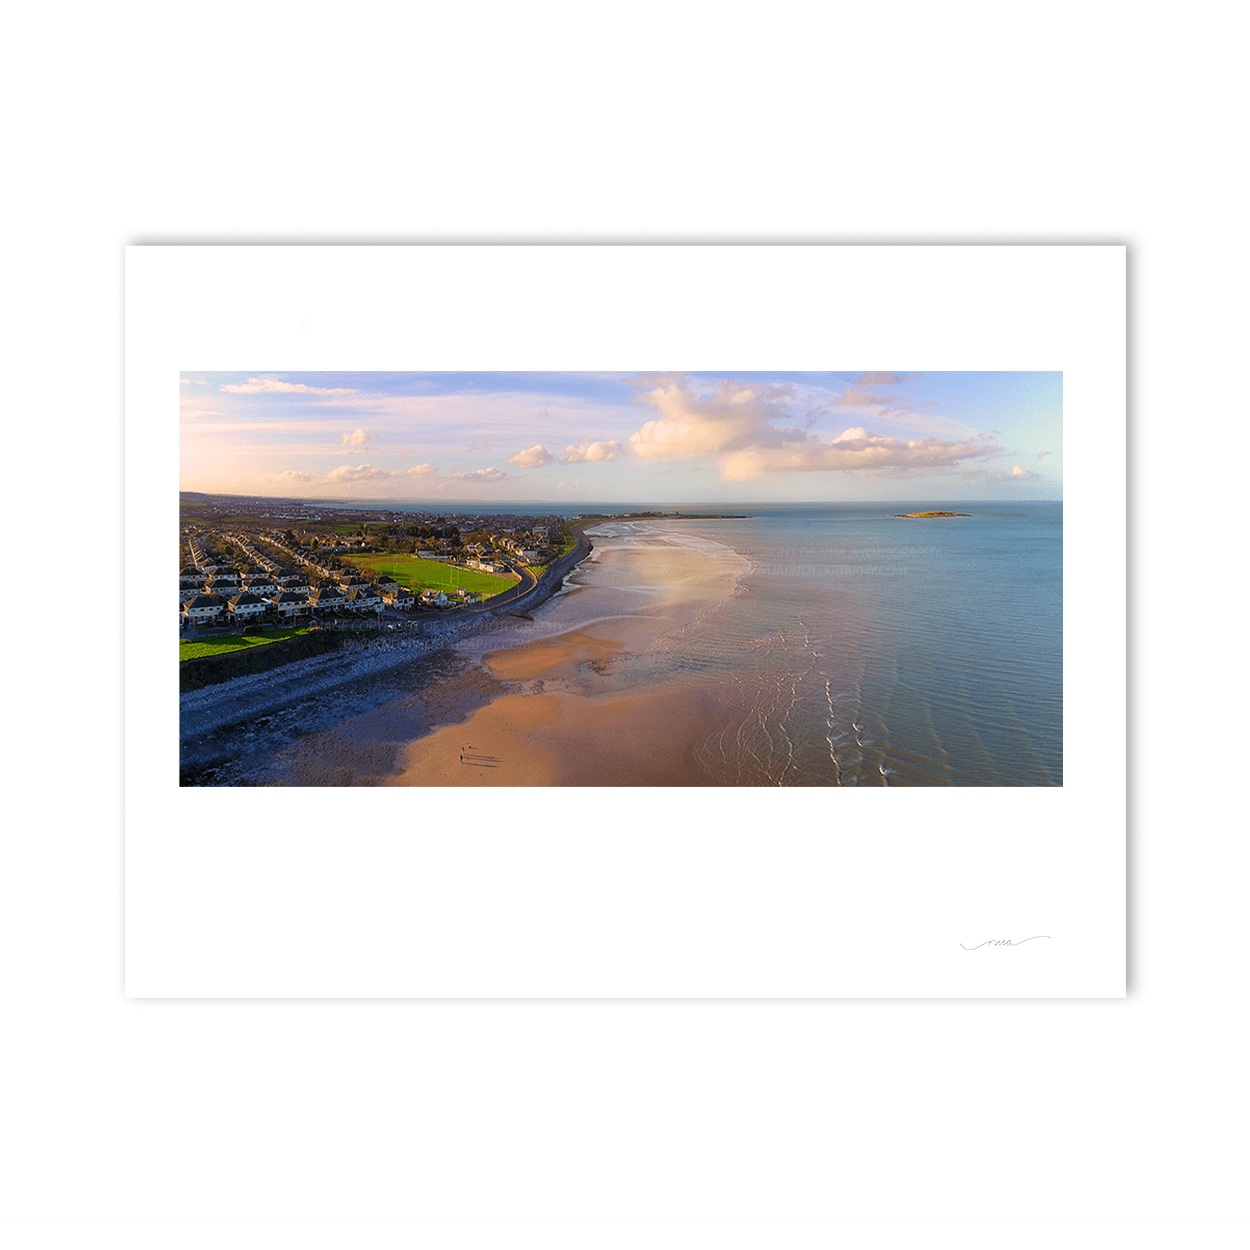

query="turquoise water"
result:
[594,503,1062,786]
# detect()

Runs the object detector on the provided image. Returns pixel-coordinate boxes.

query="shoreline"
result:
[384,521,753,787]
[385,526,749,787]
[183,516,751,784]
[181,514,755,785]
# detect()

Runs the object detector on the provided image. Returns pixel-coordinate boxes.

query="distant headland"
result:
[894,511,971,518]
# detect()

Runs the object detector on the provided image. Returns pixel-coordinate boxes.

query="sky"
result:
[179,371,1062,503]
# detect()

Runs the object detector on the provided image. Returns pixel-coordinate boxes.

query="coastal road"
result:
[414,527,596,626]
[486,556,538,608]
[374,521,599,632]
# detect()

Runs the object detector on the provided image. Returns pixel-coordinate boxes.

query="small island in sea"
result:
[895,510,970,518]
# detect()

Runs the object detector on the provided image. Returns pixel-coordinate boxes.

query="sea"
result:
[576,503,1063,787]
[181,502,1061,787]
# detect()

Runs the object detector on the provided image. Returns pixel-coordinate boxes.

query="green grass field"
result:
[180,626,310,661]
[345,553,516,596]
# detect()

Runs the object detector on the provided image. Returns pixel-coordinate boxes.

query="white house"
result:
[308,585,346,613]
[208,570,240,596]
[183,593,224,624]
[227,591,267,621]
[382,587,415,609]
[270,591,308,619]
[346,587,381,611]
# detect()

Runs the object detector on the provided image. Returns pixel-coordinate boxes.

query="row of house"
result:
[181,526,502,629]
[182,580,421,626]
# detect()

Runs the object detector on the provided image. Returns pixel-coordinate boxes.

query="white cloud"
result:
[1038,449,1051,459]
[406,463,437,477]
[325,463,397,482]
[563,439,624,463]
[628,377,775,459]
[720,432,999,481]
[625,376,999,481]
[179,377,190,385]
[1011,464,1041,481]
[507,445,556,468]
[341,428,371,447]
[259,469,316,483]
[451,467,508,483]
[220,377,359,395]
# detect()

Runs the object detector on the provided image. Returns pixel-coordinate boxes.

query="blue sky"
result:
[179,371,1062,502]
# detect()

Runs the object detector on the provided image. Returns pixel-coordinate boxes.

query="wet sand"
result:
[482,628,629,682]
[385,684,718,787]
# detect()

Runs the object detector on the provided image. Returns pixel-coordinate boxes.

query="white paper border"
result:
[125,245,1124,997]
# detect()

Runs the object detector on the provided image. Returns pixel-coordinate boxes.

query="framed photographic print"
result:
[125,245,1125,997]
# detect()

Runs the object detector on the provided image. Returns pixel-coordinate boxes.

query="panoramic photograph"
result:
[179,370,1062,786]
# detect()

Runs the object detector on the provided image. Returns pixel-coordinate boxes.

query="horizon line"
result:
[180,491,1063,506]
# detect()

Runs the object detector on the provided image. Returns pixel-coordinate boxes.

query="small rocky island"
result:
[894,511,971,518]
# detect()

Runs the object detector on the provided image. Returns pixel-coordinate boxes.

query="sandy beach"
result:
[382,523,749,787]
[385,684,717,787]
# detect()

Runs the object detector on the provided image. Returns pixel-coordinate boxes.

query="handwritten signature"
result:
[960,936,1051,950]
